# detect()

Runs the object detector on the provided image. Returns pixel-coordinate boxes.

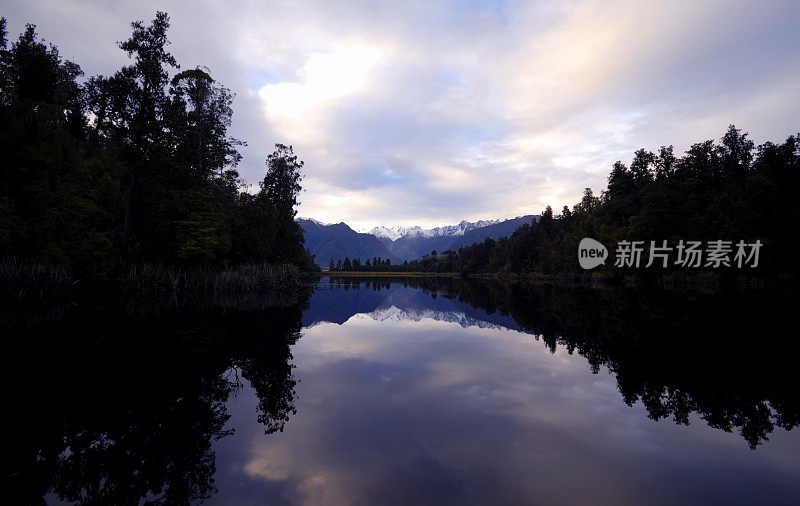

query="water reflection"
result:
[224,278,800,504]
[0,296,310,505]
[307,277,800,449]
[2,277,799,504]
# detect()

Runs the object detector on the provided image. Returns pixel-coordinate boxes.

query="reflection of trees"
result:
[330,276,392,292]
[376,276,800,449]
[1,291,310,504]
[51,374,234,505]
[518,285,800,450]
[232,304,306,435]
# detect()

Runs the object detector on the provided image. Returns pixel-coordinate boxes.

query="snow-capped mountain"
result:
[297,218,399,267]
[366,225,419,241]
[298,217,330,226]
[299,215,537,263]
[365,219,500,241]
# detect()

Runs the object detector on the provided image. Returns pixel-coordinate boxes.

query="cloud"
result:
[4,0,800,229]
[259,44,384,119]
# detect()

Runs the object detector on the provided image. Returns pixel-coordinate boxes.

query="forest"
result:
[0,12,316,284]
[331,125,800,278]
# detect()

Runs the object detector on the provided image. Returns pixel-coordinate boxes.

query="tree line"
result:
[331,125,799,277]
[327,248,468,273]
[327,251,458,273]
[327,256,393,271]
[0,13,316,281]
[456,125,798,276]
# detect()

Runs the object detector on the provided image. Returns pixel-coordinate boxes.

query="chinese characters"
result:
[613,240,761,268]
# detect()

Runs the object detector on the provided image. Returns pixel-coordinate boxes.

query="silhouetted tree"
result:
[0,13,316,275]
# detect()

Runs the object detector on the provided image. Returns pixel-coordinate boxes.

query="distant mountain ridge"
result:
[366,219,500,241]
[380,215,538,260]
[446,215,538,251]
[298,218,400,268]
[299,215,537,266]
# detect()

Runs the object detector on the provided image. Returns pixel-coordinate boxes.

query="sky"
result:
[4,0,800,230]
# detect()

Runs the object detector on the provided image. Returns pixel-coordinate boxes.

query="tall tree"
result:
[255,144,308,265]
[113,11,179,259]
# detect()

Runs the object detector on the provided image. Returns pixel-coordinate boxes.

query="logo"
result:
[578,238,608,270]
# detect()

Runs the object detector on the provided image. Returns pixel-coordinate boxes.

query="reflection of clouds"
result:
[224,316,800,504]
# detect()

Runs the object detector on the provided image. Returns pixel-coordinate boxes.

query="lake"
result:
[3,276,800,504]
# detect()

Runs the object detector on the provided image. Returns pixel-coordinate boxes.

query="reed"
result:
[121,263,309,314]
[0,258,77,301]
[1,259,78,326]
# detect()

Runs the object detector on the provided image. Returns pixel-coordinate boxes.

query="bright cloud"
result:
[260,44,383,119]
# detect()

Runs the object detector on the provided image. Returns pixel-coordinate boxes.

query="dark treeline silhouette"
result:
[332,127,799,277]
[317,275,800,449]
[328,255,394,271]
[0,286,313,504]
[455,126,799,276]
[327,250,458,273]
[0,13,315,280]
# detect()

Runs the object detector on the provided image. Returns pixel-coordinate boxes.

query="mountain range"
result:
[298,218,400,268]
[299,215,538,267]
[367,220,500,242]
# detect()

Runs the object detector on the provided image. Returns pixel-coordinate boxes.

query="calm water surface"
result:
[4,277,800,504]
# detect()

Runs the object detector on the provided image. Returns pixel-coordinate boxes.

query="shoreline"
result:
[322,271,461,278]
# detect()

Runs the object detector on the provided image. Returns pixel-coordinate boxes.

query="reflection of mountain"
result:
[302,277,519,330]
[367,305,509,330]
[301,281,390,326]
